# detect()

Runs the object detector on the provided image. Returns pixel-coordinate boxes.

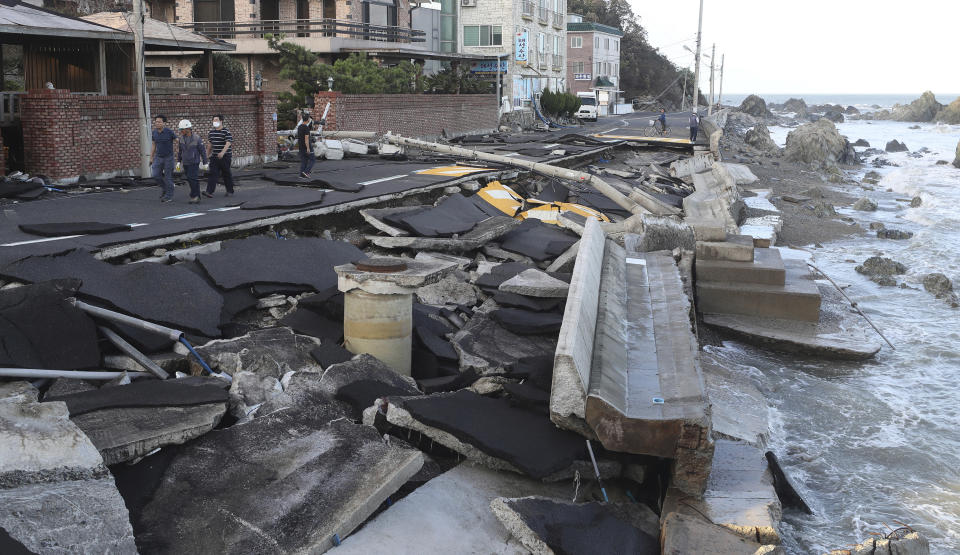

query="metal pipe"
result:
[0,368,152,380]
[178,337,231,382]
[99,326,169,379]
[807,262,895,350]
[70,299,183,342]
[383,133,648,216]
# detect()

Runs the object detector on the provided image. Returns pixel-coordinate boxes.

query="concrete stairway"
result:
[695,239,821,322]
[552,219,713,496]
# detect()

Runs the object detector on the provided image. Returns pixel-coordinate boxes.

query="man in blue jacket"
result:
[150,115,177,202]
[176,119,208,204]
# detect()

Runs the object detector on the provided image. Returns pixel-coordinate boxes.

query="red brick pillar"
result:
[22,89,76,179]
[314,91,342,130]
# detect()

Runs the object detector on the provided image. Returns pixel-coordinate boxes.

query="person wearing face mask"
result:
[297,110,315,178]
[204,114,236,197]
[150,114,177,203]
[176,119,208,204]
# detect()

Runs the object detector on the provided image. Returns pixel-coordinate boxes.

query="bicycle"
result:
[644,119,670,137]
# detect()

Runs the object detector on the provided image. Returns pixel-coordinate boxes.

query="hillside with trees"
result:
[567,0,704,108]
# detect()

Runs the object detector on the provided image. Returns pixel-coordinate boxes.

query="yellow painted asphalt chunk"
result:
[592,134,693,144]
[477,181,524,216]
[522,201,610,225]
[415,166,493,176]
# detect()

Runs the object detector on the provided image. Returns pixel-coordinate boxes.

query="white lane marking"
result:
[128,223,149,227]
[543,143,560,149]
[358,174,408,185]
[163,212,205,220]
[601,128,619,134]
[2,235,85,246]
[621,119,629,126]
[626,257,647,265]
[208,206,243,212]
[503,152,520,157]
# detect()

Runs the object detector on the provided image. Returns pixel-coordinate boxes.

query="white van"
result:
[576,92,598,122]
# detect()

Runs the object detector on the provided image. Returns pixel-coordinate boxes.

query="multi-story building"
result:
[140,0,431,93]
[566,14,621,115]
[459,0,566,111]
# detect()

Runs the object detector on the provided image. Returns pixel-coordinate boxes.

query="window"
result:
[604,38,609,49]
[595,36,599,49]
[574,61,584,73]
[538,32,545,53]
[554,35,560,53]
[570,35,582,48]
[595,61,600,74]
[614,39,618,51]
[463,25,503,46]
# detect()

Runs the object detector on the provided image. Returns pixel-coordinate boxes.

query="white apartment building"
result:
[458,0,567,111]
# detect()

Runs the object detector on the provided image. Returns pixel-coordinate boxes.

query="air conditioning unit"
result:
[461,0,476,6]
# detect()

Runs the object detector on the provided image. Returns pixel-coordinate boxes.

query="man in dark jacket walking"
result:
[177,119,208,204]
[297,111,316,178]
[204,114,236,197]
[689,112,700,143]
[150,115,177,202]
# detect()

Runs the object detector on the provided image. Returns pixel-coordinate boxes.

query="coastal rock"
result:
[744,123,779,153]
[852,139,870,147]
[869,222,886,231]
[844,105,860,115]
[855,256,907,286]
[910,196,922,207]
[953,139,960,169]
[826,531,930,555]
[784,119,859,167]
[722,111,758,137]
[922,273,953,297]
[738,94,773,118]
[877,229,913,240]
[852,197,878,211]
[891,91,943,122]
[782,97,808,116]
[813,201,837,218]
[934,96,960,124]
[885,140,908,152]
[823,110,845,123]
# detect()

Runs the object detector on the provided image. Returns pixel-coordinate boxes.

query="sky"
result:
[628,0,960,96]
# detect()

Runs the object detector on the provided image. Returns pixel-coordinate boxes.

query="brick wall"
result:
[314,91,497,139]
[567,31,593,96]
[21,89,277,181]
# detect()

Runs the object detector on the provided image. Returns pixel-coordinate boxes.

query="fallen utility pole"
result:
[383,133,654,216]
[99,325,170,379]
[0,368,152,380]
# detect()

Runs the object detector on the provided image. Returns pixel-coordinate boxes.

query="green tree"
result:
[424,65,490,94]
[267,35,329,128]
[188,53,246,95]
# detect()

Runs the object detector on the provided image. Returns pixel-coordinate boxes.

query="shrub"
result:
[188,53,247,95]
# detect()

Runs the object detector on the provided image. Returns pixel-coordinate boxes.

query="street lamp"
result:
[327,76,334,91]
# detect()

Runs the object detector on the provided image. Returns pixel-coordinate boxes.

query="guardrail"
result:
[177,18,425,42]
[0,91,23,125]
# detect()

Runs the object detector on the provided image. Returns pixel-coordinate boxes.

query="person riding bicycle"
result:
[658,109,667,134]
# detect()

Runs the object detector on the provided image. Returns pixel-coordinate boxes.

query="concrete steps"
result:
[552,219,713,496]
[696,241,821,322]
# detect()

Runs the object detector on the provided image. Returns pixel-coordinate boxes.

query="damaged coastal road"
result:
[0,121,856,555]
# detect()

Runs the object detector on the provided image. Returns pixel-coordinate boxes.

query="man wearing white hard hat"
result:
[176,119,208,204]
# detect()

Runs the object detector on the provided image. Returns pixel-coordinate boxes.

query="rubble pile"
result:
[1,130,911,555]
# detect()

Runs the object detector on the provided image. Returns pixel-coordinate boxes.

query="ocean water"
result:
[723,93,960,113]
[717,115,960,553]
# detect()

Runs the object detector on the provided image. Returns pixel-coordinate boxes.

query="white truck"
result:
[575,92,598,122]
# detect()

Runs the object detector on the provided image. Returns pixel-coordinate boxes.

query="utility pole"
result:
[708,43,715,116]
[717,53,725,108]
[496,54,503,119]
[681,66,688,112]
[133,0,151,177]
[692,0,703,115]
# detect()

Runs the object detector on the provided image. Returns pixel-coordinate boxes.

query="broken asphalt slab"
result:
[18,222,132,237]
[383,193,491,237]
[368,215,521,253]
[490,496,659,555]
[382,390,591,479]
[336,464,571,554]
[499,268,571,298]
[1,249,224,337]
[0,280,102,370]
[452,311,557,374]
[498,220,579,262]
[0,382,138,553]
[197,235,363,293]
[137,388,423,554]
[191,327,323,379]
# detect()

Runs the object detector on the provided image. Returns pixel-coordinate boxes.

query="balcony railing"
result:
[0,91,24,125]
[537,54,548,70]
[521,1,535,18]
[552,12,563,28]
[552,54,562,70]
[177,18,426,42]
[537,6,549,23]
